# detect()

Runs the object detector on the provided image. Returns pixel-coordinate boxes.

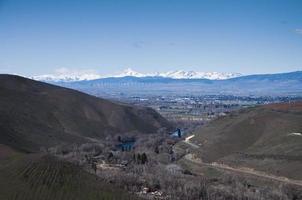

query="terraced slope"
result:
[0,75,172,152]
[0,145,138,200]
[191,102,302,179]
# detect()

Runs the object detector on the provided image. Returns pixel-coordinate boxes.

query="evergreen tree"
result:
[177,128,181,138]
[141,153,148,164]
[107,152,113,161]
[154,146,159,154]
[137,153,141,164]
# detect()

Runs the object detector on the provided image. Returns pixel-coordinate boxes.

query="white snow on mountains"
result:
[32,68,103,82]
[156,70,241,80]
[32,68,242,82]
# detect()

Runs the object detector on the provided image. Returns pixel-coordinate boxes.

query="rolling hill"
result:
[0,74,172,153]
[190,102,302,179]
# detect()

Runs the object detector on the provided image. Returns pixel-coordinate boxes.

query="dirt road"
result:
[183,135,199,149]
[184,153,302,187]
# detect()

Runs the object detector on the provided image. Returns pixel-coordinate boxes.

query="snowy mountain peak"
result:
[160,70,198,79]
[32,68,242,82]
[157,70,241,80]
[115,68,145,77]
[32,68,102,82]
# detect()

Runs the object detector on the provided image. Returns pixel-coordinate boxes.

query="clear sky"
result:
[0,0,302,76]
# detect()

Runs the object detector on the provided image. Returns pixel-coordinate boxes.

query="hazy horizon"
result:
[3,67,302,79]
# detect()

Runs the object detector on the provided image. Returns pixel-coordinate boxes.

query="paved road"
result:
[184,153,302,187]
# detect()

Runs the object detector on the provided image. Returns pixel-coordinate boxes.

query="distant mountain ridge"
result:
[56,71,302,97]
[115,68,242,80]
[32,68,242,82]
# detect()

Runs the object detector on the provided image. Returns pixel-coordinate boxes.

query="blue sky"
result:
[0,0,302,76]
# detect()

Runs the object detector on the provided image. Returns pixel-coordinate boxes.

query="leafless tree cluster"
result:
[46,134,302,200]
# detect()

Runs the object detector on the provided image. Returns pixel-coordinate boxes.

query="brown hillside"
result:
[0,150,139,200]
[192,102,302,179]
[0,75,172,152]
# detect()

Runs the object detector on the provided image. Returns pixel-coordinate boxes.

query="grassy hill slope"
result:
[0,145,138,200]
[0,75,172,152]
[191,102,302,179]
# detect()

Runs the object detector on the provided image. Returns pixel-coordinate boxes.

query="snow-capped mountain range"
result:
[32,68,103,82]
[32,68,242,82]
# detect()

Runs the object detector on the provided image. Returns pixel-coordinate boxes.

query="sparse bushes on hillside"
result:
[46,133,302,200]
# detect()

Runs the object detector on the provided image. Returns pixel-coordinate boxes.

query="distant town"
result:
[107,94,302,126]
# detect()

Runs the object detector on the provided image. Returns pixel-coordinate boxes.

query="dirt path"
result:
[183,135,199,149]
[184,153,302,187]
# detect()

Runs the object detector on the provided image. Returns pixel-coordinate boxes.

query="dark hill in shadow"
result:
[0,75,172,153]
